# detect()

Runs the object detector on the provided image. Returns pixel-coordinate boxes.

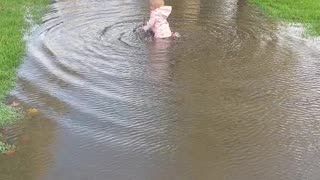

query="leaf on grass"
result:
[11,101,20,108]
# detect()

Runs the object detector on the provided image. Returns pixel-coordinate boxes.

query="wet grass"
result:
[0,141,16,154]
[0,0,49,153]
[0,105,18,127]
[249,0,320,36]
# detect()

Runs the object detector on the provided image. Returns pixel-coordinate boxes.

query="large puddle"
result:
[1,0,320,179]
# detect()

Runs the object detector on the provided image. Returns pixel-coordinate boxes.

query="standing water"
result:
[1,0,320,179]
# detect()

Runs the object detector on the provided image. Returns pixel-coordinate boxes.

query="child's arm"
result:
[143,14,156,31]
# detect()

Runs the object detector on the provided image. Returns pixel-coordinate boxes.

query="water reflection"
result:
[146,39,173,83]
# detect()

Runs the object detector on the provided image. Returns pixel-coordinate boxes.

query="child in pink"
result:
[143,0,178,39]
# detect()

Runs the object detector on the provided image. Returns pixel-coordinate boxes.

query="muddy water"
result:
[1,0,320,179]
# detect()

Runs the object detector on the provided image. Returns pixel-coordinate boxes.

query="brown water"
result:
[1,0,320,179]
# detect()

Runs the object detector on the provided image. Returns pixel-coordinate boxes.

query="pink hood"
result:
[156,6,172,17]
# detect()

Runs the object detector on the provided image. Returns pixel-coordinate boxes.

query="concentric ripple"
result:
[6,0,320,180]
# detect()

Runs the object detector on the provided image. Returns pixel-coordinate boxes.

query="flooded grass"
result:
[249,0,320,36]
[0,142,15,154]
[0,0,49,153]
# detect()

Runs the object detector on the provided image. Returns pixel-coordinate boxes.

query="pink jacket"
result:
[143,6,172,38]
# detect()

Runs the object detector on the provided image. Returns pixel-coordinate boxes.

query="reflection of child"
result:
[143,0,179,39]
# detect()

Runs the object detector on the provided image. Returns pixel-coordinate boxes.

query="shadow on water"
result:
[2,0,320,179]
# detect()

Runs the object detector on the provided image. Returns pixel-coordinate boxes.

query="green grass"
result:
[0,104,18,127]
[0,141,15,154]
[0,0,49,153]
[249,0,320,36]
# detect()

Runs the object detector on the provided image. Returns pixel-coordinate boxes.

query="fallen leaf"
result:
[27,108,39,115]
[11,101,20,107]
[5,150,16,156]
[20,135,31,144]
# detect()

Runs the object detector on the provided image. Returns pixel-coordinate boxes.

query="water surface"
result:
[1,0,320,179]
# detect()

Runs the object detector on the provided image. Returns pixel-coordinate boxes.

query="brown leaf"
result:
[11,101,20,108]
[5,150,16,156]
[20,135,31,144]
[27,108,39,115]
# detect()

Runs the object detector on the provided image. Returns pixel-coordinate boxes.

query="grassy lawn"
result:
[249,0,320,36]
[0,0,49,153]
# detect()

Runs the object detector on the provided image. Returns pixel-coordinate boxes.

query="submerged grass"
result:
[249,0,320,36]
[0,0,49,153]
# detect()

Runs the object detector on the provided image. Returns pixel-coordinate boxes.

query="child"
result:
[143,0,179,39]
